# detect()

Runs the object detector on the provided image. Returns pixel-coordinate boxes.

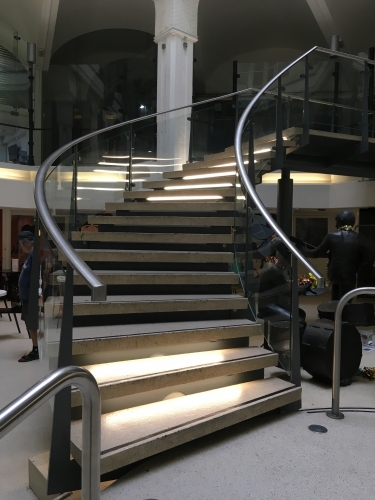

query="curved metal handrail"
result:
[36,44,372,299]
[234,46,328,286]
[34,86,269,302]
[0,366,101,500]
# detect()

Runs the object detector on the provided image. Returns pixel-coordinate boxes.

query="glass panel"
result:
[0,20,31,164]
[38,221,67,375]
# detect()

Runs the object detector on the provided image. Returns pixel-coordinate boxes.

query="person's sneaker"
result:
[18,350,39,362]
[340,377,353,387]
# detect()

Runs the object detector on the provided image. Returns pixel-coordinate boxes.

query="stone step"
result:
[72,319,262,355]
[141,176,237,190]
[87,215,235,227]
[224,139,297,155]
[70,377,301,474]
[71,347,278,407]
[182,158,238,170]
[122,187,236,200]
[105,201,236,212]
[205,149,275,161]
[71,231,233,244]
[73,249,234,263]
[163,166,237,180]
[73,270,238,286]
[70,294,248,317]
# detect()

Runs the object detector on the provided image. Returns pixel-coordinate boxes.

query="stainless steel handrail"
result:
[234,46,328,286]
[34,88,264,302]
[36,44,370,300]
[327,287,375,420]
[0,366,101,499]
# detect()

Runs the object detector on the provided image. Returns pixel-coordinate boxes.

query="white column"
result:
[2,208,11,271]
[154,0,200,169]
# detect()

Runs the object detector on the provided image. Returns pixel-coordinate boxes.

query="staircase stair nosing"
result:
[69,294,248,316]
[71,348,278,406]
[71,249,234,263]
[72,319,262,355]
[70,377,301,474]
[72,270,239,286]
[122,187,236,199]
[87,215,236,227]
[71,231,233,244]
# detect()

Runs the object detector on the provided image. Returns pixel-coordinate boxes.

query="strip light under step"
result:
[146,195,223,201]
[164,183,233,190]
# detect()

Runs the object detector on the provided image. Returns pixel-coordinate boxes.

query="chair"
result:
[0,281,21,334]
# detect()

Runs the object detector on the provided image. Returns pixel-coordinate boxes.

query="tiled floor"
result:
[0,296,374,499]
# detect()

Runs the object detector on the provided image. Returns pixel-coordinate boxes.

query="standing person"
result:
[302,210,366,300]
[17,230,39,362]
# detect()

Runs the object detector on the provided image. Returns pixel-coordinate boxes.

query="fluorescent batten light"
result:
[164,183,232,190]
[94,169,156,174]
[183,171,236,180]
[98,161,176,168]
[102,156,180,160]
[77,187,124,191]
[147,195,223,201]
[254,148,272,154]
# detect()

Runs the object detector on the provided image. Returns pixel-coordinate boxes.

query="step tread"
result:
[142,177,236,189]
[81,347,276,387]
[123,187,236,199]
[71,293,245,304]
[73,249,234,263]
[71,231,233,243]
[88,215,235,226]
[73,270,239,285]
[105,202,236,211]
[72,318,260,342]
[163,167,237,179]
[70,377,300,472]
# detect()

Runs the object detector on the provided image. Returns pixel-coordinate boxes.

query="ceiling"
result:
[0,0,374,93]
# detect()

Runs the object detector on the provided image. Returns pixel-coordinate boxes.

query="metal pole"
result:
[0,366,101,500]
[302,56,310,146]
[275,76,283,170]
[233,61,239,129]
[73,145,78,231]
[290,255,301,386]
[360,63,369,154]
[327,287,375,420]
[27,42,36,166]
[128,124,133,191]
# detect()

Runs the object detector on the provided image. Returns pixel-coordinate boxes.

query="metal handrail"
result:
[234,46,328,286]
[36,44,371,300]
[327,287,375,420]
[0,366,101,499]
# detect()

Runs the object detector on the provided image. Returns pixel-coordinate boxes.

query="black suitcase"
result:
[301,318,362,382]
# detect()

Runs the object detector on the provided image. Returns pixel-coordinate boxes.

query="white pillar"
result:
[2,208,11,271]
[153,0,200,169]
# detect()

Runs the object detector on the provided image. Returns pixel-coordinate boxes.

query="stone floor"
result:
[0,294,374,499]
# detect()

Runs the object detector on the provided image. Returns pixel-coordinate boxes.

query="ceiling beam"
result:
[304,0,338,45]
[38,0,60,70]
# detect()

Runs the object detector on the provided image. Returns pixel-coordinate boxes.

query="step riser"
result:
[72,323,262,356]
[81,262,230,272]
[71,370,264,420]
[87,224,234,234]
[72,337,252,366]
[72,284,234,296]
[72,297,247,317]
[73,241,231,252]
[72,309,245,328]
[88,216,235,227]
[71,354,277,408]
[106,202,237,211]
[71,386,301,474]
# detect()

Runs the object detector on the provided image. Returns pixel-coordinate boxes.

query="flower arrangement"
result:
[356,367,375,380]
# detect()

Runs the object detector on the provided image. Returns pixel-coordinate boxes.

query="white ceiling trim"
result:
[304,0,337,44]
[38,0,60,70]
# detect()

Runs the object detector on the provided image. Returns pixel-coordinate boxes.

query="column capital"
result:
[153,0,200,40]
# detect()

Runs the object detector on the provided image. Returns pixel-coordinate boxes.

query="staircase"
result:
[30,148,300,499]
